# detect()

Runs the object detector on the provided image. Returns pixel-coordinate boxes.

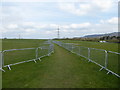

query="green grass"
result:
[2,39,47,50]
[2,39,119,88]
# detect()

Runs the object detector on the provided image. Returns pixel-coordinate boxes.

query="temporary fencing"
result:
[53,41,120,78]
[0,40,54,71]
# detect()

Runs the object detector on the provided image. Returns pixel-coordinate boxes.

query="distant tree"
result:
[105,36,110,40]
[100,37,104,40]
[117,36,120,39]
[110,36,117,39]
[4,37,7,39]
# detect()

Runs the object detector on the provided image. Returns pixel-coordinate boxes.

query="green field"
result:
[2,39,47,50]
[2,39,120,88]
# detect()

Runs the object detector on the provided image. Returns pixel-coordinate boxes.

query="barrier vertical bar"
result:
[71,45,73,53]
[105,50,108,69]
[79,47,81,55]
[0,51,5,72]
[88,48,91,62]
[48,45,50,56]
[2,51,4,67]
[34,48,38,63]
[35,48,38,60]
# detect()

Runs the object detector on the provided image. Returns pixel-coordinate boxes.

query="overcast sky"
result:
[0,0,118,39]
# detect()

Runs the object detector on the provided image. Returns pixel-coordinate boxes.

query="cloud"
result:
[92,0,113,12]
[3,0,56,2]
[70,23,91,28]
[100,17,118,24]
[60,23,91,29]
[7,24,18,29]
[22,22,35,26]
[1,17,118,39]
[2,0,93,2]
[58,3,92,16]
[1,1,117,39]
[1,6,25,25]
[58,0,115,16]
[107,17,118,24]
[25,29,36,33]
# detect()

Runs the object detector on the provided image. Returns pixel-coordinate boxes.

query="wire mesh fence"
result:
[1,40,54,71]
[107,51,119,76]
[3,48,36,67]
[79,46,88,58]
[89,48,105,67]
[53,41,120,78]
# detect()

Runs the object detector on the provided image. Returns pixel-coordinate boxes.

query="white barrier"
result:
[1,40,54,71]
[53,41,120,78]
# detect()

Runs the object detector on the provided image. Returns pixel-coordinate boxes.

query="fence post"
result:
[71,45,72,51]
[52,44,54,53]
[36,48,38,60]
[72,45,73,53]
[105,50,108,69]
[48,45,50,56]
[0,51,5,72]
[88,48,91,62]
[69,44,70,51]
[0,52,1,69]
[2,51,4,67]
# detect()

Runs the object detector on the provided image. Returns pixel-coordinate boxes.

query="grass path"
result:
[3,44,119,88]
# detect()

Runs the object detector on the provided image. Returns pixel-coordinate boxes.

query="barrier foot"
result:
[52,51,54,53]
[33,59,37,63]
[7,65,11,70]
[107,71,110,74]
[48,54,51,56]
[99,67,104,71]
[88,60,91,62]
[39,58,41,61]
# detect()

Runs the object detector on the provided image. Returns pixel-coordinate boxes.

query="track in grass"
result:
[2,44,119,88]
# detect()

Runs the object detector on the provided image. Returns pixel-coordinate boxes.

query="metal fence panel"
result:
[80,47,88,58]
[90,48,105,67]
[53,40,120,78]
[3,48,36,66]
[0,40,54,71]
[72,46,79,55]
[107,52,119,75]
[38,47,49,58]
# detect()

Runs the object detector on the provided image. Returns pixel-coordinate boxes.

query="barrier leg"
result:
[99,67,104,71]
[0,68,5,72]
[39,58,41,61]
[7,65,11,70]
[33,59,37,63]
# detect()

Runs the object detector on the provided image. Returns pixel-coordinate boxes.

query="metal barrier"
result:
[0,51,5,72]
[53,41,120,78]
[1,40,54,71]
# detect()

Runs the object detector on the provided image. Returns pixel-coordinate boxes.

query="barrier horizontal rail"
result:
[53,41,120,78]
[3,48,36,52]
[1,40,54,72]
